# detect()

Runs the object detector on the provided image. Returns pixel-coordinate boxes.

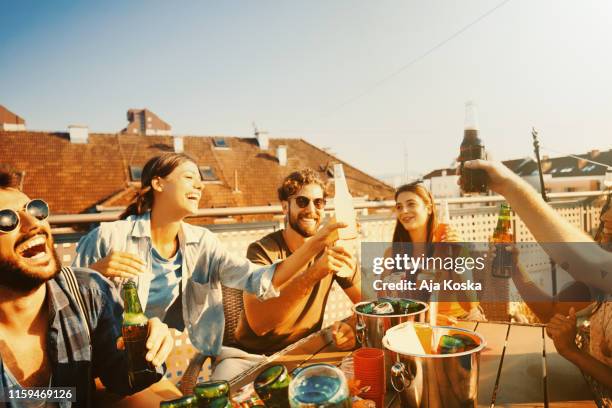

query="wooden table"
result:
[230,321,596,407]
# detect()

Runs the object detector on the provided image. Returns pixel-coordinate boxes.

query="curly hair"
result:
[0,165,20,190]
[277,168,327,202]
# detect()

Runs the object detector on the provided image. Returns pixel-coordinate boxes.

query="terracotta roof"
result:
[0,105,25,125]
[1,131,394,216]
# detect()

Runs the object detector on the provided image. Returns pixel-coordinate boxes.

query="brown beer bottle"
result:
[491,203,514,278]
[122,280,162,389]
[459,101,488,194]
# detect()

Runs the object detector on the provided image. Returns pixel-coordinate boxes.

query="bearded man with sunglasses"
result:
[0,169,173,407]
[235,168,360,354]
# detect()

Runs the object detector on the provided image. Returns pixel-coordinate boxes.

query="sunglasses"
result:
[293,196,327,210]
[0,199,49,234]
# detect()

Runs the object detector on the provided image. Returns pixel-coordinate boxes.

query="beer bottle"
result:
[160,395,198,407]
[254,365,291,408]
[332,163,358,278]
[333,163,358,240]
[491,203,514,278]
[194,380,233,408]
[459,101,488,194]
[122,280,161,389]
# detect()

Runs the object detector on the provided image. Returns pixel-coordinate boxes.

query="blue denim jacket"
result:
[73,212,278,356]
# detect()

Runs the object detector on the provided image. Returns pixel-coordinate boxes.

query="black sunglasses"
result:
[0,199,49,233]
[293,196,326,210]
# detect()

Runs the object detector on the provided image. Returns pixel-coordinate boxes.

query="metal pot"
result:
[353,299,428,389]
[353,300,429,349]
[383,323,486,408]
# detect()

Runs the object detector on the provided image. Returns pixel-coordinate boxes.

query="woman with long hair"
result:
[386,182,482,322]
[73,153,347,382]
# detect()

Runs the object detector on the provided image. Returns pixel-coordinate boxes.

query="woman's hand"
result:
[546,308,579,357]
[439,225,461,243]
[116,318,173,367]
[90,250,146,279]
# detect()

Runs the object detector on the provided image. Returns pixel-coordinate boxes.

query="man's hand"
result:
[90,250,146,279]
[331,321,356,351]
[462,160,521,196]
[311,222,348,249]
[310,246,354,280]
[546,307,579,357]
[117,318,173,367]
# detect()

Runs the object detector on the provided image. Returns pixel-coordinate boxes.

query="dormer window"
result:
[199,166,218,182]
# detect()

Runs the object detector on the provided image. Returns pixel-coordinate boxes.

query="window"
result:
[213,138,229,148]
[582,164,597,172]
[129,166,143,181]
[560,167,573,173]
[199,166,218,182]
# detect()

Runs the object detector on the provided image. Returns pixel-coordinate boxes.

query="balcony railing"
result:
[51,191,608,326]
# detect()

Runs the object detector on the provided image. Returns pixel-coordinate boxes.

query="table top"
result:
[230,321,596,407]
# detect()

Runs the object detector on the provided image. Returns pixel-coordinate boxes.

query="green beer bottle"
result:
[160,395,198,407]
[194,380,233,408]
[491,203,514,278]
[122,280,162,389]
[254,365,291,408]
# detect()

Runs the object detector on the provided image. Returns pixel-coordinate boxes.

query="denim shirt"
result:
[72,212,279,356]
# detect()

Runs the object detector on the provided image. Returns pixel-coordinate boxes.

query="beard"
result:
[288,208,321,238]
[0,250,61,292]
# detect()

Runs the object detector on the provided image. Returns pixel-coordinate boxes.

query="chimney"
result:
[277,145,287,166]
[589,149,601,159]
[173,136,184,153]
[577,158,587,169]
[253,122,269,150]
[122,108,171,136]
[542,155,549,161]
[68,125,89,144]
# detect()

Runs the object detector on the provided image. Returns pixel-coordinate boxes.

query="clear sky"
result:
[2,1,611,178]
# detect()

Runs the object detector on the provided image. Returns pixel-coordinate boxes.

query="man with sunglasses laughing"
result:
[0,168,173,407]
[235,168,361,354]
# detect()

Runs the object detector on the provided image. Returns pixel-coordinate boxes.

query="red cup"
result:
[353,348,385,405]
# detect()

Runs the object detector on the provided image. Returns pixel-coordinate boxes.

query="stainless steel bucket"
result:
[353,300,428,389]
[383,323,486,408]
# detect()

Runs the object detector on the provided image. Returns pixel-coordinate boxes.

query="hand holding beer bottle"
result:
[118,281,172,389]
